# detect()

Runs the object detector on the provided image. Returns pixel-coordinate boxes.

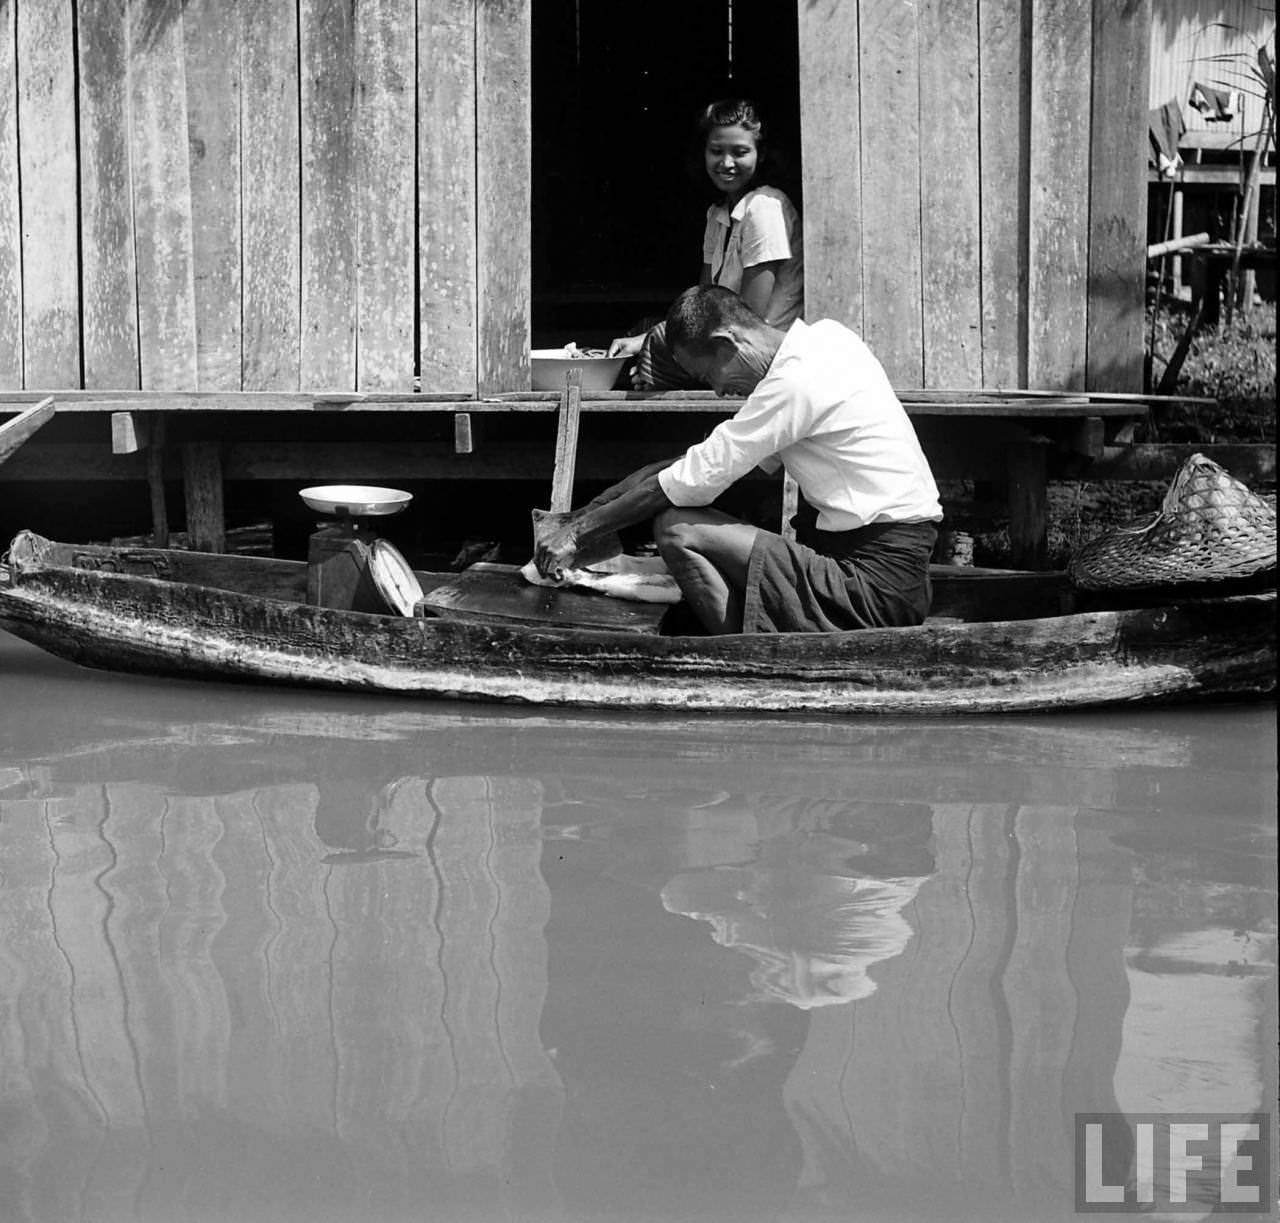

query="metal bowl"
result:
[299,484,414,517]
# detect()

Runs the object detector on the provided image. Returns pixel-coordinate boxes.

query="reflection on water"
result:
[0,632,1275,1222]
[660,798,933,1008]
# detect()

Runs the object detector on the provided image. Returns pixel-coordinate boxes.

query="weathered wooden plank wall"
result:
[18,0,80,387]
[1088,0,1152,392]
[799,0,1149,391]
[419,0,479,390]
[0,0,526,396]
[79,0,140,388]
[858,0,925,384]
[302,0,358,388]
[0,0,1146,395]
[0,0,22,388]
[130,0,198,389]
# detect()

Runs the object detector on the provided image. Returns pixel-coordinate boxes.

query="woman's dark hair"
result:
[686,97,774,192]
[696,97,767,154]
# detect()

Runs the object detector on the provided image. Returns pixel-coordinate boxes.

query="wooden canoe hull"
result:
[0,534,1273,713]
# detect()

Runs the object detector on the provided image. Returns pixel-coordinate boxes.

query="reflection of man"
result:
[660,799,935,1008]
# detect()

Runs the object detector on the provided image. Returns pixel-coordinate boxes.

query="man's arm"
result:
[580,457,678,511]
[534,464,674,577]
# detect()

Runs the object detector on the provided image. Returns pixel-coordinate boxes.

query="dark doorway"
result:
[531,0,801,349]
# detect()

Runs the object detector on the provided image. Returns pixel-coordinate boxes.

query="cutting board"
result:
[417,563,671,635]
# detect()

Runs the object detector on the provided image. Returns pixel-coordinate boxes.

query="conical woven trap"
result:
[1069,453,1277,590]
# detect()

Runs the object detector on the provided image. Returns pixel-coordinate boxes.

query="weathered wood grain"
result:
[181,440,225,552]
[77,0,140,388]
[128,0,198,390]
[2,536,1273,712]
[476,0,531,395]
[17,0,80,387]
[356,0,416,390]
[549,367,582,512]
[0,0,20,388]
[857,0,924,385]
[978,0,1028,387]
[242,0,301,389]
[1086,0,1150,392]
[796,0,863,333]
[418,0,478,391]
[183,0,243,390]
[300,0,358,389]
[1027,0,1092,389]
[919,0,983,387]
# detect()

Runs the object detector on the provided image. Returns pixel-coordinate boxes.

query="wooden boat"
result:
[1,530,1273,713]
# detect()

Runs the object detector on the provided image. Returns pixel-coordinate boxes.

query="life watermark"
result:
[1075,1113,1272,1213]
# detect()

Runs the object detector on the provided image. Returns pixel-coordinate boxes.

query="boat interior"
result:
[14,536,1085,636]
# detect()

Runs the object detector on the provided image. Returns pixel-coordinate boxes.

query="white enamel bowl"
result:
[299,485,414,517]
[530,350,628,392]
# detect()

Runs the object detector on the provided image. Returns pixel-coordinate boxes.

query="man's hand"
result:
[532,511,582,579]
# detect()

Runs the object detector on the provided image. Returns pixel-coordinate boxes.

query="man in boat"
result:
[534,284,942,634]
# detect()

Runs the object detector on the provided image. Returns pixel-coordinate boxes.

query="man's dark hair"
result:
[664,285,765,359]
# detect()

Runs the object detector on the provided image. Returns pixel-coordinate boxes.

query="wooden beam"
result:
[184,0,243,391]
[17,0,81,387]
[0,0,20,389]
[0,397,55,465]
[1007,437,1050,569]
[301,0,357,389]
[549,368,582,513]
[242,0,300,389]
[78,0,141,388]
[476,0,531,395]
[1147,232,1210,259]
[111,411,145,454]
[919,0,982,386]
[1086,0,1150,392]
[128,0,198,390]
[181,440,224,552]
[147,413,169,546]
[1028,0,1092,389]
[978,0,1028,387]
[1065,416,1105,460]
[859,0,924,385]
[797,0,863,332]
[454,412,475,455]
[418,0,477,392]
[356,0,415,391]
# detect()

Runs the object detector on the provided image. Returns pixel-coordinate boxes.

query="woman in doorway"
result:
[608,97,804,389]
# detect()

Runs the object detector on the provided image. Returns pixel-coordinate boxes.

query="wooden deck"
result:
[0,387,1217,570]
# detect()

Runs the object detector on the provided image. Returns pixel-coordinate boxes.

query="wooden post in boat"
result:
[549,366,582,513]
[0,397,55,467]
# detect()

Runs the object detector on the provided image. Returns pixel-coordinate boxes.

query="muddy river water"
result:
[0,630,1275,1222]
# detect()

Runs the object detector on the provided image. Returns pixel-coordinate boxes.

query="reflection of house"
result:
[0,775,563,1220]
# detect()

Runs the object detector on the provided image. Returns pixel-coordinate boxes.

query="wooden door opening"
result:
[530,0,800,349]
